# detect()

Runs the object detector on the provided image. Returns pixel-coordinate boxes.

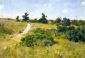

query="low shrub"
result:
[66,28,85,42]
[57,26,85,42]
[57,26,75,33]
[21,28,57,47]
[57,26,68,32]
[21,33,56,47]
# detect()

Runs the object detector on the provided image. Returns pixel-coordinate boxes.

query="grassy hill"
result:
[0,19,27,54]
[0,19,85,58]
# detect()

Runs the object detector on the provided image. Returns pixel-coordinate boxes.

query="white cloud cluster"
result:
[81,1,85,6]
[0,5,4,11]
[0,5,4,17]
[62,9,68,14]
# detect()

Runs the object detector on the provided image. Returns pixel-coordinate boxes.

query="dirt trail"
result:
[0,23,32,49]
[21,23,31,34]
[13,23,31,42]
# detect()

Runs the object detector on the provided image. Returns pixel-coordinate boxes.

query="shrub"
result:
[66,28,85,42]
[57,26,68,32]
[21,28,56,47]
[21,33,56,47]
[57,26,75,32]
[57,25,85,42]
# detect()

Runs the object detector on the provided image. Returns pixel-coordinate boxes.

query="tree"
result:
[39,13,48,24]
[62,17,71,26]
[55,17,61,23]
[22,13,29,21]
[16,16,20,21]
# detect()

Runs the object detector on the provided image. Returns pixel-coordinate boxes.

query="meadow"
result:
[0,19,27,53]
[0,18,85,58]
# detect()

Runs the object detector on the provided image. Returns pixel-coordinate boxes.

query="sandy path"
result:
[13,23,31,41]
[21,23,31,35]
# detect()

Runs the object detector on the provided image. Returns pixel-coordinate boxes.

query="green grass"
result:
[1,39,85,58]
[0,19,27,39]
[0,21,85,58]
[0,19,27,54]
[31,23,56,29]
[0,19,27,33]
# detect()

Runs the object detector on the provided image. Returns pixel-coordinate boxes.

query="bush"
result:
[21,33,56,47]
[66,28,85,42]
[57,25,85,42]
[57,26,68,32]
[21,28,56,47]
[57,26,75,32]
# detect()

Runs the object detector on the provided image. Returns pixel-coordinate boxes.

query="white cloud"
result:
[0,5,4,10]
[62,9,68,14]
[0,5,4,17]
[81,1,85,6]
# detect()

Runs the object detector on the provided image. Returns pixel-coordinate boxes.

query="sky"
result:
[0,0,85,20]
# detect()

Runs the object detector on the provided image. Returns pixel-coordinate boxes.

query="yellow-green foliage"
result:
[31,23,56,29]
[0,19,27,55]
[0,19,27,33]
[1,39,85,58]
[0,22,85,58]
[0,19,27,39]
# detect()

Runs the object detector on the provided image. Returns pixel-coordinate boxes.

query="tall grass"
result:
[0,19,27,39]
[0,19,27,57]
[0,21,85,58]
[1,39,85,58]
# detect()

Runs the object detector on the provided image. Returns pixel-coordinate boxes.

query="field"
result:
[0,19,85,58]
[0,19,27,52]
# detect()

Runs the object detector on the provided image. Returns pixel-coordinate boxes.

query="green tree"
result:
[39,13,48,23]
[55,17,61,23]
[62,17,71,26]
[16,16,20,21]
[22,13,29,21]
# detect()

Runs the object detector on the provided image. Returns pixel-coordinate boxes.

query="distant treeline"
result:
[16,12,85,25]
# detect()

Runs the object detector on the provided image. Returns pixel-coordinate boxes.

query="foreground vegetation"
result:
[0,17,85,58]
[0,19,27,39]
[0,19,27,55]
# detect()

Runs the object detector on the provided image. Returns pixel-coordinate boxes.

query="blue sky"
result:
[0,0,85,20]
